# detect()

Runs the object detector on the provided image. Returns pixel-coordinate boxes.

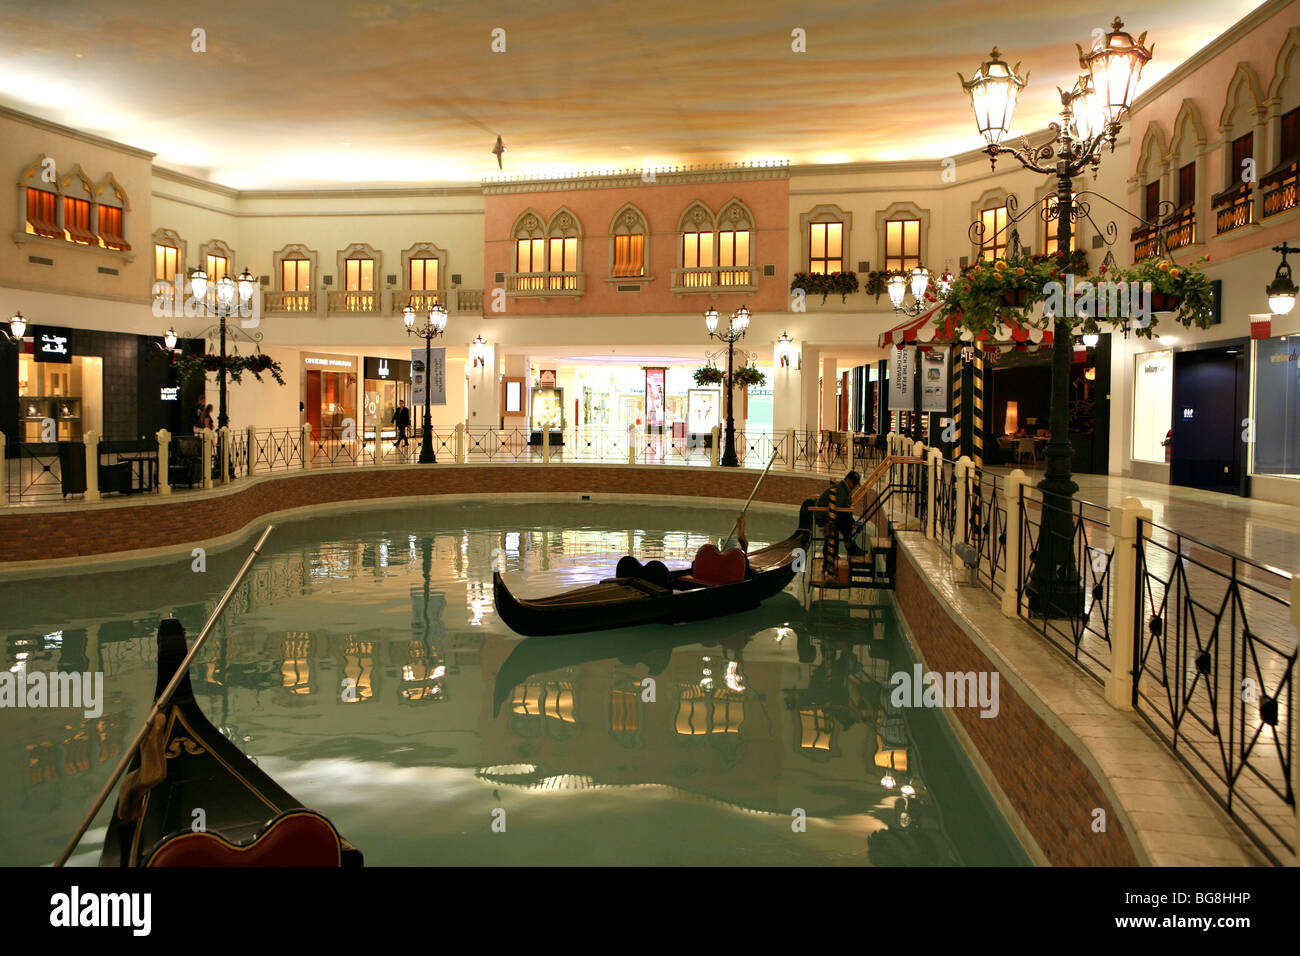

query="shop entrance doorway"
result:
[1170,343,1248,496]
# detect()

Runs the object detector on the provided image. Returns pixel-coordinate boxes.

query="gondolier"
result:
[815,471,864,556]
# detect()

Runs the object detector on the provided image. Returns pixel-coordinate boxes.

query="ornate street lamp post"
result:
[959,18,1151,615]
[705,305,750,467]
[187,267,257,477]
[404,303,448,464]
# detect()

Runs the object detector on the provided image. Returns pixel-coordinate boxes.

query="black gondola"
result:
[493,503,813,637]
[100,618,363,867]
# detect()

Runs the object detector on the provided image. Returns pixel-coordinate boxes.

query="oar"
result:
[721,450,779,551]
[53,524,275,867]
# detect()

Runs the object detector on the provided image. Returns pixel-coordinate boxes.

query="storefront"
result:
[2,324,195,447]
[362,356,411,444]
[1131,348,1173,465]
[301,351,358,436]
[1250,333,1300,479]
[1169,339,1249,496]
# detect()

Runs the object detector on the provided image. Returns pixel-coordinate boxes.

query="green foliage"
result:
[731,364,767,388]
[693,365,725,386]
[791,271,859,303]
[172,351,287,386]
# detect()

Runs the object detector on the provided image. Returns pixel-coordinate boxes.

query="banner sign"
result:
[888,346,913,410]
[921,347,950,413]
[411,348,446,405]
[645,367,666,427]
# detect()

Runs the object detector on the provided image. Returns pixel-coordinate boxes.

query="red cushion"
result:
[691,545,747,586]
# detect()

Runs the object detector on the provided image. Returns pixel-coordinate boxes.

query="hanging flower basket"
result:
[1148,292,1182,313]
[202,354,223,372]
[1000,288,1033,307]
[693,366,725,387]
[731,364,767,388]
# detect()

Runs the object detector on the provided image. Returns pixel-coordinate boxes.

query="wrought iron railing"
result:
[6,442,63,503]
[1212,182,1253,234]
[1133,519,1295,866]
[966,470,1007,596]
[253,427,305,472]
[1262,159,1299,218]
[1016,487,1114,682]
[464,427,532,462]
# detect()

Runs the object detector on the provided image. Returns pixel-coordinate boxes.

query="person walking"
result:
[192,395,207,434]
[392,399,411,448]
[200,404,215,431]
[815,470,864,556]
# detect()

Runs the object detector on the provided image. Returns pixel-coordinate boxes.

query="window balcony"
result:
[670,266,758,293]
[506,272,584,297]
[1165,206,1197,251]
[1212,182,1254,235]
[264,291,318,313]
[391,289,446,313]
[327,290,381,313]
[1261,159,1299,219]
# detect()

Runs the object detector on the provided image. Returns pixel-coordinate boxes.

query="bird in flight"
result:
[492,136,506,169]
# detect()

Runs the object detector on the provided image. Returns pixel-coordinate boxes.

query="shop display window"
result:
[1251,335,1300,477]
[1132,349,1173,463]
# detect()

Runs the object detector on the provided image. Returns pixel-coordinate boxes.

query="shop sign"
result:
[539,369,557,388]
[920,347,949,413]
[302,352,357,371]
[29,326,72,364]
[160,387,180,401]
[888,346,913,410]
[364,357,411,380]
[411,348,445,405]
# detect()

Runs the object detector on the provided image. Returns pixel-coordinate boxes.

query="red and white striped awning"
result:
[878,306,1055,351]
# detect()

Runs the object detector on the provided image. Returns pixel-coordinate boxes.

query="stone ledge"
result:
[891,530,1267,867]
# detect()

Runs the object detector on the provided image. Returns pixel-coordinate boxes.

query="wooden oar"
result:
[721,450,779,551]
[53,524,275,867]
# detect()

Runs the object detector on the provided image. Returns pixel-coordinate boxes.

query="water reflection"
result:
[0,502,1025,866]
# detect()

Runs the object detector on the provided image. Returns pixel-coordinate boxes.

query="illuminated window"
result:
[206,254,230,281]
[409,257,439,291]
[886,218,921,271]
[1178,162,1196,208]
[345,257,373,291]
[154,243,179,281]
[612,235,644,277]
[1043,196,1074,256]
[97,205,129,250]
[25,187,60,238]
[63,197,95,244]
[978,206,1007,260]
[809,222,843,273]
[718,229,751,286]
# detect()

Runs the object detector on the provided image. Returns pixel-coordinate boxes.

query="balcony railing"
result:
[1165,205,1196,251]
[1261,159,1299,219]
[264,291,317,313]
[505,272,584,296]
[1131,222,1161,260]
[670,266,758,292]
[1212,182,1253,235]
[391,289,446,313]
[327,290,381,313]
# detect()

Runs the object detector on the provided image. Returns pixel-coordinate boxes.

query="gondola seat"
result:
[675,544,748,589]
[145,808,346,867]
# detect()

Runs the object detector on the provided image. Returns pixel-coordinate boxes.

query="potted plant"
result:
[693,365,725,387]
[243,353,287,385]
[731,364,767,388]
[864,270,891,302]
[1113,256,1214,326]
[938,254,1051,337]
[792,271,859,304]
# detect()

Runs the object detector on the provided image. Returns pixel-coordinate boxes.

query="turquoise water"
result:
[0,501,1027,866]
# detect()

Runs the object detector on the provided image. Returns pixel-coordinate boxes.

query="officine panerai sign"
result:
[28,325,72,364]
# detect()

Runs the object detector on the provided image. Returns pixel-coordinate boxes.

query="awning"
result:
[878,306,1055,351]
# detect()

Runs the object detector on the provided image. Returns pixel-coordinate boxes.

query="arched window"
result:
[335,242,381,312]
[546,208,581,290]
[93,173,130,251]
[400,242,448,313]
[676,201,716,289]
[511,209,547,292]
[1166,100,1206,250]
[198,238,235,283]
[152,228,187,306]
[609,204,648,279]
[272,243,318,313]
[1033,183,1075,257]
[800,204,851,274]
[59,165,97,246]
[716,200,755,287]
[969,190,1013,262]
[18,155,61,240]
[877,201,930,272]
[1263,28,1300,218]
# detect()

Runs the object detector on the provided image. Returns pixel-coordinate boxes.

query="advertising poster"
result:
[921,347,950,413]
[888,346,913,411]
[410,347,446,405]
[645,367,666,427]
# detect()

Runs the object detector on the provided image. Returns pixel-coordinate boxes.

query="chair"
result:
[1015,437,1036,466]
[169,435,204,488]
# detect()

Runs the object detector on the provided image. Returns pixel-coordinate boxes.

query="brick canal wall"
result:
[892,543,1141,866]
[0,464,835,564]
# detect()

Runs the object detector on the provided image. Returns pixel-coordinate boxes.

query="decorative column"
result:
[219,425,232,484]
[301,422,312,470]
[455,421,466,464]
[1104,495,1152,710]
[157,429,172,496]
[83,430,100,502]
[710,426,720,467]
[0,429,7,506]
[952,455,972,571]
[201,428,214,490]
[627,424,637,465]
[245,425,257,476]
[926,446,942,540]
[1000,468,1030,617]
